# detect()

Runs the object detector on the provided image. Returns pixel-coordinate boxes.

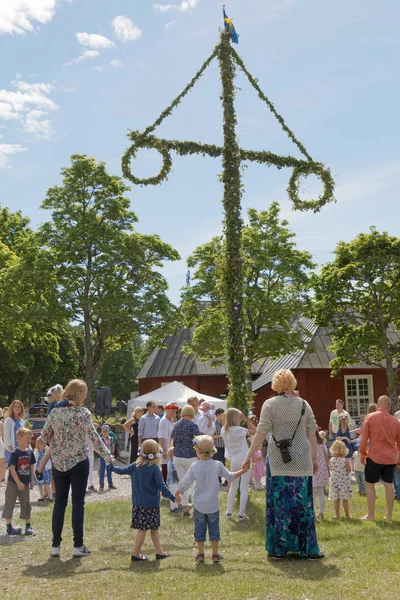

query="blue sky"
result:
[1,0,399,304]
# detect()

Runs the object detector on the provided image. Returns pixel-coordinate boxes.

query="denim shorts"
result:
[194,509,220,542]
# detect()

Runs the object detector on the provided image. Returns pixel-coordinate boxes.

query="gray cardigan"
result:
[257,394,316,477]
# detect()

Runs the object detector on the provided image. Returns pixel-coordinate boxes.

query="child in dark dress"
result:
[111,439,181,561]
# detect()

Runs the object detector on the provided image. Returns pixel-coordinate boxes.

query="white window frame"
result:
[344,374,374,419]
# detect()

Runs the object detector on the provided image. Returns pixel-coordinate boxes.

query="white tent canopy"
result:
[127,381,227,418]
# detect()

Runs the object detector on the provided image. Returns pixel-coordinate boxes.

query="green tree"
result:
[98,337,142,402]
[182,203,315,409]
[0,206,60,401]
[311,228,400,411]
[40,155,180,405]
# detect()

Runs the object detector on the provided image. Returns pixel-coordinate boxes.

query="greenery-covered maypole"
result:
[121,7,335,412]
[218,29,249,409]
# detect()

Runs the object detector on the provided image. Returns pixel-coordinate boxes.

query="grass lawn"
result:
[1,486,399,600]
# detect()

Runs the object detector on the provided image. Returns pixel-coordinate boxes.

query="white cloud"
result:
[76,32,115,49]
[0,80,58,139]
[91,65,105,72]
[0,0,64,35]
[153,4,178,13]
[0,143,26,169]
[111,16,142,42]
[110,59,123,68]
[65,50,100,66]
[24,109,54,139]
[180,0,197,11]
[165,20,178,31]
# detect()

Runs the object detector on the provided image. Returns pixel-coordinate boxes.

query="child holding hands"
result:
[179,434,248,563]
[329,440,352,519]
[111,439,181,562]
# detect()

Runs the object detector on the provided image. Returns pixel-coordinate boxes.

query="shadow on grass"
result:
[21,558,115,580]
[267,556,341,580]
[0,534,27,546]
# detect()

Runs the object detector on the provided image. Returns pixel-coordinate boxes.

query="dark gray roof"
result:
[137,327,268,379]
[252,317,318,392]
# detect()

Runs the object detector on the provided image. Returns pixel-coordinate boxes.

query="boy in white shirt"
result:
[352,443,366,496]
[178,434,248,563]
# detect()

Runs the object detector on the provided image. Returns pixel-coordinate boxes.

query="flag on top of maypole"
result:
[223,5,239,44]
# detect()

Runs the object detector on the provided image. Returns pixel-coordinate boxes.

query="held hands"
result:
[312,458,318,474]
[162,450,167,460]
[174,490,181,503]
[242,458,251,471]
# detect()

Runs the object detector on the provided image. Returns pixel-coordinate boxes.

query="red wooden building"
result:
[138,320,394,429]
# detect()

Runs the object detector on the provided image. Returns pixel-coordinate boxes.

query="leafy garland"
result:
[121,34,335,214]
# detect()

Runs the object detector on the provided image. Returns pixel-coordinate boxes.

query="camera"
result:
[275,439,292,463]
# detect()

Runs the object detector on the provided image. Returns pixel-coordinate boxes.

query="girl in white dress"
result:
[329,440,352,519]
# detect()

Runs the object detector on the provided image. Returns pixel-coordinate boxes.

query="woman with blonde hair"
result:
[41,379,112,558]
[169,404,200,516]
[222,408,256,520]
[243,369,324,560]
[4,400,26,467]
[124,406,145,463]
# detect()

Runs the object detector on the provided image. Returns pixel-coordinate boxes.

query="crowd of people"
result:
[1,370,400,563]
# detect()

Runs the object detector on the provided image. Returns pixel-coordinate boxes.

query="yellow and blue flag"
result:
[223,6,239,44]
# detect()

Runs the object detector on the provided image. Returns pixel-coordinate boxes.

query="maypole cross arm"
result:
[121,32,335,214]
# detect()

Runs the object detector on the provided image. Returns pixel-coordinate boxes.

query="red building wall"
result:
[253,368,389,429]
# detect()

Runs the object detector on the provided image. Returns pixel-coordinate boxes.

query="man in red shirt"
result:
[359,395,400,521]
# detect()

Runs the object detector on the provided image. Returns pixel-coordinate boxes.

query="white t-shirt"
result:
[352,450,365,473]
[221,426,249,463]
[179,459,235,514]
[330,409,350,435]
[394,410,400,422]
[198,411,216,435]
[158,416,175,465]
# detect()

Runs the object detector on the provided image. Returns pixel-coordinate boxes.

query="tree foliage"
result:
[98,337,142,401]
[311,228,400,410]
[40,155,180,405]
[181,203,315,393]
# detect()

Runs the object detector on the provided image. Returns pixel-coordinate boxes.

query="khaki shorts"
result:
[2,479,31,520]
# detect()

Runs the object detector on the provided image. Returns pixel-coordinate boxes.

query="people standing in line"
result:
[169,405,200,517]
[111,439,181,562]
[328,440,352,519]
[222,408,255,521]
[212,409,228,486]
[328,399,350,441]
[243,369,324,560]
[98,425,117,492]
[124,407,144,464]
[158,402,179,483]
[352,444,366,496]
[179,435,248,563]
[2,427,35,535]
[335,415,354,458]
[359,395,400,521]
[187,396,202,428]
[41,379,112,557]
[33,437,53,501]
[138,401,160,446]
[3,400,26,467]
[313,429,330,520]
[0,408,6,485]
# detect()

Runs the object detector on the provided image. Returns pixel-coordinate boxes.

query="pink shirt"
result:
[360,409,400,465]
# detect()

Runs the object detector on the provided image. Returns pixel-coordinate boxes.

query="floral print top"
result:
[41,406,111,472]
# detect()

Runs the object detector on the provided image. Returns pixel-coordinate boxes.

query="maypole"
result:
[121,6,335,413]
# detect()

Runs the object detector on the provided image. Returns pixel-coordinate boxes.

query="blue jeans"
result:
[393,468,400,499]
[194,509,220,542]
[99,457,113,487]
[355,471,366,493]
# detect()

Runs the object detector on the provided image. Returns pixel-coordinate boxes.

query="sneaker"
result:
[25,526,34,536]
[238,514,249,521]
[225,513,233,520]
[73,545,92,557]
[308,552,325,561]
[7,526,22,535]
[108,485,117,490]
[98,486,104,493]
[50,546,60,557]
[87,486,97,493]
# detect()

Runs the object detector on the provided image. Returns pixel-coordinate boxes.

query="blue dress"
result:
[335,426,354,458]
